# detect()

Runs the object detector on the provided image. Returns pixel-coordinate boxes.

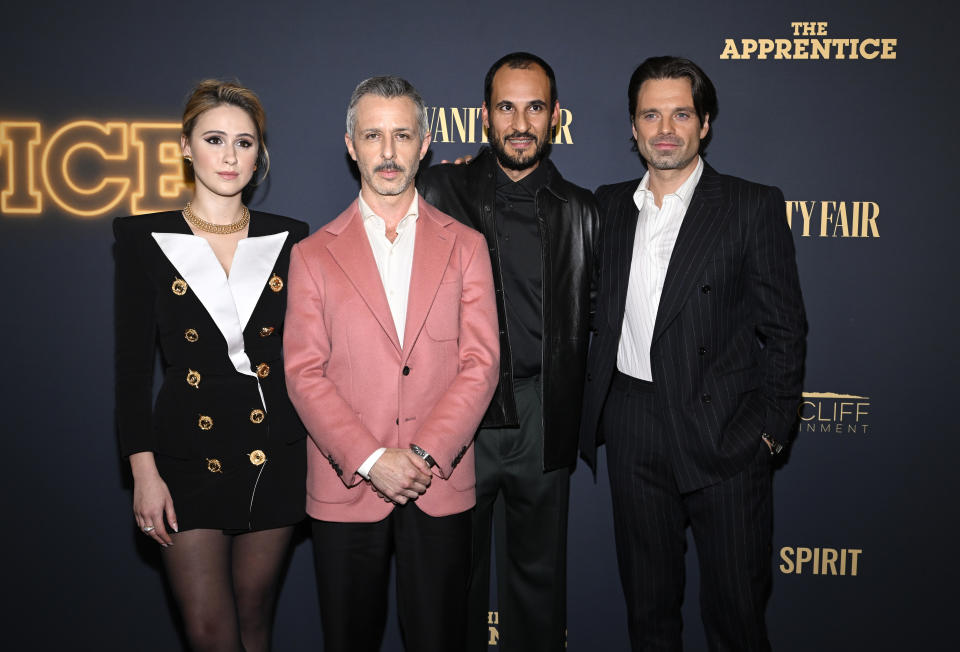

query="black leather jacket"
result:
[418,147,598,471]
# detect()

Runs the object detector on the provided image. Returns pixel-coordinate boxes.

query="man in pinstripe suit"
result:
[579,56,807,651]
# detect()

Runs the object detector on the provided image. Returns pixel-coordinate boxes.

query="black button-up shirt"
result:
[494,163,548,378]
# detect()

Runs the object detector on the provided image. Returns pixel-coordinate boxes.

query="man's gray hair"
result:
[345,76,429,141]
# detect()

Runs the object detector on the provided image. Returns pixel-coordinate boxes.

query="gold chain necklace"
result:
[182,201,250,235]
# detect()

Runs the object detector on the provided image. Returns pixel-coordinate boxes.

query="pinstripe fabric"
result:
[579,163,805,651]
[603,373,772,651]
[580,163,806,491]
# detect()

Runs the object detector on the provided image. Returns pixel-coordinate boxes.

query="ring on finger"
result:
[142,525,155,533]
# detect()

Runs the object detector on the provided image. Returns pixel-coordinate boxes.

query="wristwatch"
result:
[409,444,437,469]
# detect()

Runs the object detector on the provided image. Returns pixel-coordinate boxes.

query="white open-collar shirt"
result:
[617,157,704,381]
[355,190,420,477]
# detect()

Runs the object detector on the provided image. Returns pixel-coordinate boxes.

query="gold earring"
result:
[183,155,192,163]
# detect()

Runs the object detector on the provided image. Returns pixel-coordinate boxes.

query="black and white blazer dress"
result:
[114,210,309,531]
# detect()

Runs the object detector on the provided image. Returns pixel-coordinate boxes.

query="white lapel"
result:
[151,231,287,379]
[230,232,288,330]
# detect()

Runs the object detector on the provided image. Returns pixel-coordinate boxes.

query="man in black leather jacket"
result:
[417,52,598,652]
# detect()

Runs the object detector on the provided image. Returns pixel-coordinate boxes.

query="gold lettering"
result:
[859,38,880,60]
[795,547,813,574]
[861,201,880,237]
[720,39,743,59]
[881,39,897,59]
[41,120,130,218]
[757,39,775,59]
[0,122,43,215]
[810,39,830,59]
[793,39,809,59]
[450,108,470,144]
[847,549,862,576]
[775,39,792,59]
[779,547,795,573]
[552,109,573,145]
[130,123,190,214]
[822,548,838,575]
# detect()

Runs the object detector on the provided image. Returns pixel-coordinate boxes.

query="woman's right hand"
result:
[129,452,178,546]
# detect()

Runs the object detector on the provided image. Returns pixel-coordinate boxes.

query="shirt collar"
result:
[358,191,420,232]
[495,159,551,195]
[634,156,704,212]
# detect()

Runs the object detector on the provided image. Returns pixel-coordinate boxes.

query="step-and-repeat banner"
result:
[2,1,953,649]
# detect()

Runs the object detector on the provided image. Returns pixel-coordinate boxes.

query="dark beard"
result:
[489,129,552,171]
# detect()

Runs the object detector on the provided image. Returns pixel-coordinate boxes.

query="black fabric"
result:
[114,211,309,530]
[466,376,570,652]
[602,380,773,651]
[161,526,295,652]
[492,164,547,378]
[311,505,472,652]
[418,146,599,471]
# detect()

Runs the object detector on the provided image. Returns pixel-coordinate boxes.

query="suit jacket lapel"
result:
[401,200,455,360]
[652,164,728,344]
[325,203,402,354]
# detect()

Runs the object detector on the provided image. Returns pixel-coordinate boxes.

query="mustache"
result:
[502,130,539,143]
[374,161,404,173]
[651,135,683,146]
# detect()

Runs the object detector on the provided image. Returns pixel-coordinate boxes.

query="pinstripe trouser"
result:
[603,371,773,652]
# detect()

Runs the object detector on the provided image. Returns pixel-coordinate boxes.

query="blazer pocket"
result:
[425,281,460,341]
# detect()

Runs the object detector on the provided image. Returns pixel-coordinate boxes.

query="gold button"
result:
[184,329,199,342]
[206,458,222,473]
[198,415,213,430]
[256,363,270,378]
[250,409,265,424]
[186,369,201,388]
[249,449,267,466]
[259,326,275,338]
[268,274,284,292]
[171,278,188,296]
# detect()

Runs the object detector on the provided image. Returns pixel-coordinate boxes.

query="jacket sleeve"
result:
[113,218,159,457]
[283,242,383,487]
[748,185,808,442]
[411,232,500,478]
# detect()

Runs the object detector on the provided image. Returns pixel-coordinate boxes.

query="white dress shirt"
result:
[617,157,704,381]
[355,191,420,478]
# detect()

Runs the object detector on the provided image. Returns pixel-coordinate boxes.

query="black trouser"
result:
[603,371,773,652]
[467,376,571,652]
[312,503,471,652]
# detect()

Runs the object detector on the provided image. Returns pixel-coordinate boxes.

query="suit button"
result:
[184,328,199,342]
[250,409,265,424]
[268,274,284,292]
[186,369,201,388]
[702,394,712,404]
[701,285,712,294]
[249,449,267,466]
[171,277,188,296]
[256,363,270,378]
[198,415,213,430]
[205,458,222,473]
[698,346,707,355]
[402,366,410,376]
[259,326,275,338]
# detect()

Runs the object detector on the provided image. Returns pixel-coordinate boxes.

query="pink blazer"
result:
[284,197,499,522]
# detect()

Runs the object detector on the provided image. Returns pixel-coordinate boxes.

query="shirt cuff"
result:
[357,447,387,479]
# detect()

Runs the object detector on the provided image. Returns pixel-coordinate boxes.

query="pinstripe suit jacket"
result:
[579,163,806,492]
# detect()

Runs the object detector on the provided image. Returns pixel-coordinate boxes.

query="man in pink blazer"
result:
[284,76,499,652]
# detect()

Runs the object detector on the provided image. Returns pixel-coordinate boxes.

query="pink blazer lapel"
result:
[324,201,402,354]
[402,199,456,359]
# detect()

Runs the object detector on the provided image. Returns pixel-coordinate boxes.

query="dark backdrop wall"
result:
[2,1,955,649]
